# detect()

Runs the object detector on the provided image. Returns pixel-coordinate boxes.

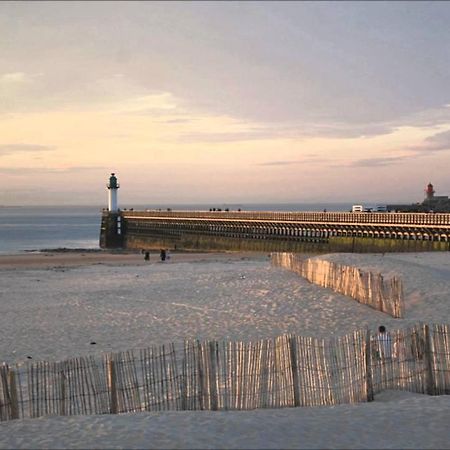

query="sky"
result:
[1,1,450,206]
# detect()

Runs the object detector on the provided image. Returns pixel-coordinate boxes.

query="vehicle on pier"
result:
[352,204,387,213]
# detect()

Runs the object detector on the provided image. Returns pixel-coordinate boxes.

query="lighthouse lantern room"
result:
[107,172,120,212]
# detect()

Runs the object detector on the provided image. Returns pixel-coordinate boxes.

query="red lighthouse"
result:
[425,182,435,200]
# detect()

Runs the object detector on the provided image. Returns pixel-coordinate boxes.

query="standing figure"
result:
[375,325,392,360]
[144,251,150,261]
[160,249,166,262]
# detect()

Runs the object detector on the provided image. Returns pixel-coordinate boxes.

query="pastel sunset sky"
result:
[1,1,450,206]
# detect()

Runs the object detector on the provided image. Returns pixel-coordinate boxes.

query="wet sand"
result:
[0,249,269,270]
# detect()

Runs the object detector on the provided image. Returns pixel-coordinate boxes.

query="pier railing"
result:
[122,210,450,227]
[271,253,405,318]
[1,323,449,421]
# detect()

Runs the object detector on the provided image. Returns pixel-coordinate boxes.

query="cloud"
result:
[348,156,411,168]
[177,124,304,143]
[0,72,29,83]
[0,72,43,84]
[257,160,302,166]
[160,118,193,124]
[345,128,450,169]
[0,166,106,175]
[114,93,179,115]
[421,130,450,152]
[257,154,331,167]
[393,104,450,130]
[177,120,399,143]
[0,143,56,156]
[403,129,450,155]
[2,4,450,140]
[178,130,280,143]
[299,123,396,140]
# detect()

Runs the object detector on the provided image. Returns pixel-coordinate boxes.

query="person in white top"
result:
[376,325,392,360]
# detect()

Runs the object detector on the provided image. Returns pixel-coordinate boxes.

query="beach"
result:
[1,250,450,448]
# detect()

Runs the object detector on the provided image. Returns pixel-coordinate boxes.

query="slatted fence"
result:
[1,324,449,422]
[271,252,405,318]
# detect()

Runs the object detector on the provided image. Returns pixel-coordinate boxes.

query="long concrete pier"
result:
[100,210,450,252]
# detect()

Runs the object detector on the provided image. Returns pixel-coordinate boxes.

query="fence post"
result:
[197,342,205,410]
[396,278,405,319]
[365,329,374,402]
[288,336,301,407]
[181,344,188,411]
[59,369,66,416]
[209,341,219,411]
[377,274,384,312]
[0,364,16,420]
[107,357,119,414]
[7,368,19,420]
[424,324,436,396]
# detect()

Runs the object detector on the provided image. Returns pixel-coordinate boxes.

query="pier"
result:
[100,210,450,253]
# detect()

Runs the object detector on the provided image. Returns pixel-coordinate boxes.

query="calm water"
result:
[0,206,103,254]
[0,202,353,254]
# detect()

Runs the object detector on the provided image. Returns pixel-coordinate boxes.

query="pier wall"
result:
[99,211,124,249]
[99,210,450,253]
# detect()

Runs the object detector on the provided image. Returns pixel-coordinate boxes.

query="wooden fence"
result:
[271,253,405,318]
[1,324,449,422]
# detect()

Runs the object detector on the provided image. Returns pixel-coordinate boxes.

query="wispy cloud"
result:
[0,72,43,84]
[257,160,301,166]
[395,104,450,130]
[257,155,330,167]
[160,118,193,124]
[114,93,179,115]
[0,166,106,175]
[0,143,56,156]
[0,72,29,83]
[420,129,450,152]
[346,129,450,168]
[177,120,401,143]
[178,127,293,143]
[399,129,450,156]
[300,123,395,140]
[348,155,411,168]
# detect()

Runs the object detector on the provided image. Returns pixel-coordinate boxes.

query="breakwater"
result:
[99,210,450,253]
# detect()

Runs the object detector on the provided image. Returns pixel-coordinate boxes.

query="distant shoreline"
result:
[22,247,239,254]
[24,247,104,253]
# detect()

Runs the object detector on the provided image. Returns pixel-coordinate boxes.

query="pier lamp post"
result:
[107,173,120,212]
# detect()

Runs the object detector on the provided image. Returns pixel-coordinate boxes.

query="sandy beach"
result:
[0,249,264,270]
[1,250,450,448]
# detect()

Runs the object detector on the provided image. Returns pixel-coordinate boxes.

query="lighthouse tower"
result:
[107,173,120,212]
[425,182,435,201]
[100,172,123,249]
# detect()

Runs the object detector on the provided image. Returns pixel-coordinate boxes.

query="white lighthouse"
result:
[107,172,120,212]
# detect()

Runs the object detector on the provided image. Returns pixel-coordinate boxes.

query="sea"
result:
[0,202,354,255]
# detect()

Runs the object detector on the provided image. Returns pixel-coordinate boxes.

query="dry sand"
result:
[1,250,450,449]
[2,390,450,449]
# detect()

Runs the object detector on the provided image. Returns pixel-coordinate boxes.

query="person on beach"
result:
[144,251,150,261]
[160,249,166,262]
[375,325,392,360]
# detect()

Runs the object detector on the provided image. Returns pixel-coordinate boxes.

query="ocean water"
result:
[0,202,353,254]
[0,206,103,254]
